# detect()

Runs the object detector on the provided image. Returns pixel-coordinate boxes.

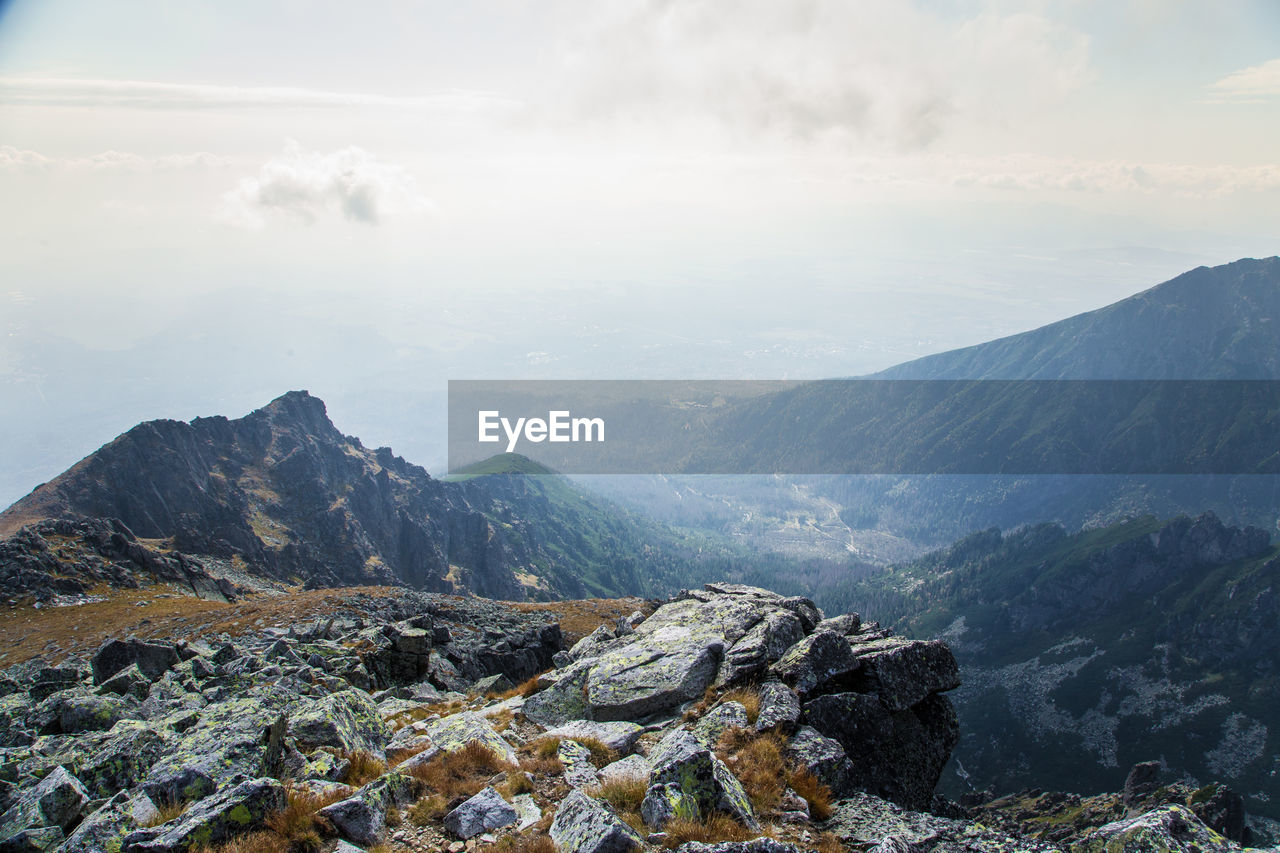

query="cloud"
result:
[0,145,230,173]
[1207,57,1280,102]
[0,76,516,115]
[221,141,432,227]
[555,0,1091,150]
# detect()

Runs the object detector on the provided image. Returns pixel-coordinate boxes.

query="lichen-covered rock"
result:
[692,702,748,745]
[141,695,287,804]
[641,782,699,829]
[318,771,417,846]
[358,623,432,688]
[647,730,757,829]
[511,793,541,831]
[600,754,651,785]
[803,691,957,811]
[823,791,1062,853]
[558,739,600,789]
[290,689,388,754]
[544,721,643,754]
[78,721,173,798]
[1072,805,1238,853]
[0,826,63,852]
[549,789,644,853]
[399,712,516,768]
[92,640,179,685]
[715,610,805,687]
[522,660,594,727]
[58,695,131,734]
[770,631,858,698]
[59,790,159,853]
[0,766,89,843]
[121,777,285,853]
[785,725,854,797]
[443,787,518,839]
[97,664,151,701]
[753,682,800,734]
[674,839,806,853]
[845,638,959,713]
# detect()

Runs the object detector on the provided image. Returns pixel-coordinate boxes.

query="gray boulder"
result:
[59,791,157,853]
[647,730,757,829]
[641,782,699,829]
[290,689,388,754]
[318,770,416,846]
[398,712,516,767]
[846,637,959,712]
[443,787,518,839]
[1073,805,1238,853]
[97,664,151,701]
[91,640,179,685]
[785,726,854,797]
[0,766,89,843]
[753,682,800,734]
[78,721,172,798]
[769,631,858,698]
[692,702,748,745]
[58,695,131,734]
[543,720,643,754]
[120,777,285,853]
[549,789,644,853]
[674,840,806,853]
[558,739,600,789]
[600,754,650,785]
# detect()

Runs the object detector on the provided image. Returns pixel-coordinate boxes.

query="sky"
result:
[2,0,1280,505]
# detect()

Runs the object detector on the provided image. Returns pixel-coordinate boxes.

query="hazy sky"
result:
[2,0,1280,504]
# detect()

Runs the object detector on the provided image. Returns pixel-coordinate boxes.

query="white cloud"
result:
[0,145,230,173]
[220,141,432,227]
[1207,57,1280,102]
[555,0,1091,150]
[0,76,516,115]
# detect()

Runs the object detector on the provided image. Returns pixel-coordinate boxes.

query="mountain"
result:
[825,512,1280,820]
[875,256,1280,379]
[0,391,715,601]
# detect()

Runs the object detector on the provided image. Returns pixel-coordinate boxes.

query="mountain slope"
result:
[0,392,705,600]
[875,256,1280,379]
[825,513,1280,818]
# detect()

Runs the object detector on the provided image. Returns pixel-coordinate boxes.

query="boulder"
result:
[522,660,594,727]
[443,787,518,839]
[97,664,151,700]
[785,726,854,797]
[1073,805,1237,853]
[753,682,800,734]
[120,777,285,853]
[58,695,131,734]
[0,766,89,843]
[674,840,805,853]
[318,770,416,846]
[641,782,699,829]
[359,623,432,688]
[399,712,516,767]
[691,702,748,745]
[549,789,644,853]
[600,754,651,785]
[769,631,858,698]
[647,730,756,829]
[0,826,62,852]
[78,721,173,798]
[845,638,959,712]
[91,640,180,685]
[543,721,643,754]
[558,739,600,789]
[290,690,388,755]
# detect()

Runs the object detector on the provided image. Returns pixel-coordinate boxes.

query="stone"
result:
[470,674,512,696]
[673,840,806,853]
[0,826,63,852]
[290,689,389,754]
[769,631,858,698]
[1122,761,1161,805]
[0,766,89,843]
[399,712,516,768]
[443,787,518,839]
[359,623,432,688]
[58,694,131,734]
[647,730,757,829]
[510,793,541,831]
[785,726,854,797]
[1073,805,1238,853]
[97,664,151,700]
[753,682,800,734]
[600,755,651,785]
[716,611,805,687]
[641,782,699,829]
[318,770,416,846]
[691,702,748,745]
[558,740,600,789]
[120,777,285,853]
[549,789,644,853]
[78,721,173,798]
[543,720,643,754]
[91,640,180,685]
[522,660,594,727]
[845,638,959,712]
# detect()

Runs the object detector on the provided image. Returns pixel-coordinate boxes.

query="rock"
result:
[522,660,594,727]
[769,631,858,698]
[716,610,805,687]
[1122,761,1161,806]
[691,702,748,745]
[318,770,416,846]
[1190,784,1246,844]
[290,689,388,754]
[803,691,958,810]
[673,840,805,853]
[471,674,512,695]
[1073,805,1238,853]
[816,614,861,635]
[558,740,600,789]
[647,730,757,829]
[565,625,618,664]
[97,664,151,700]
[0,826,63,852]
[600,755,651,785]
[332,843,364,853]
[120,777,285,853]
[510,793,541,831]
[785,726,854,797]
[91,640,180,685]
[0,766,89,843]
[58,695,131,734]
[443,787,518,839]
[78,721,173,798]
[543,721,643,754]
[142,695,287,804]
[549,789,645,853]
[359,623,432,688]
[753,682,800,734]
[399,712,516,768]
[845,638,959,712]
[641,782,699,829]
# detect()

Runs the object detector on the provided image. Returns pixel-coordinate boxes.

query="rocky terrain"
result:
[0,582,1272,853]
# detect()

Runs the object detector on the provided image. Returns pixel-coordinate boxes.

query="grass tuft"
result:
[788,767,833,821]
[339,749,388,787]
[591,776,647,814]
[406,741,515,807]
[144,800,188,828]
[661,813,756,849]
[720,688,762,725]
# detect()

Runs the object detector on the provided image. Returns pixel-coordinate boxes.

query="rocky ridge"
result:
[0,583,1271,853]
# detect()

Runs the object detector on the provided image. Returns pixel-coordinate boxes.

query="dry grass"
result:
[406,741,515,807]
[191,832,280,853]
[720,688,762,725]
[528,737,563,760]
[569,736,617,768]
[488,708,515,732]
[592,776,647,814]
[715,728,787,814]
[144,800,188,827]
[499,770,535,797]
[812,831,847,853]
[339,750,388,787]
[661,814,757,849]
[788,768,833,821]
[511,597,650,644]
[408,794,448,826]
[262,787,346,852]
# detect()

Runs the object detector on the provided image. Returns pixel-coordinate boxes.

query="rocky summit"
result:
[0,582,1272,853]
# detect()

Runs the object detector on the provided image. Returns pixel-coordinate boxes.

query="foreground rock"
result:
[550,789,645,853]
[121,778,285,853]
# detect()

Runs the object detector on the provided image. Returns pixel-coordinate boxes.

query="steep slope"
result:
[0,392,703,601]
[826,513,1280,819]
[875,256,1280,379]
